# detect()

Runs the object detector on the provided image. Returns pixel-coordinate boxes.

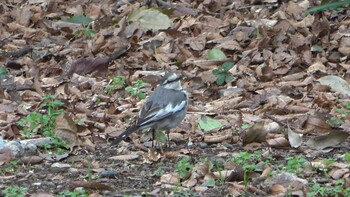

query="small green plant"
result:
[42,137,69,154]
[154,167,165,176]
[175,157,194,179]
[125,80,150,99]
[305,0,350,14]
[243,164,256,188]
[74,119,84,125]
[213,160,226,185]
[88,160,92,181]
[207,48,234,85]
[284,156,308,175]
[18,94,64,138]
[58,188,89,197]
[344,152,350,162]
[231,151,262,165]
[326,116,344,127]
[0,160,20,175]
[17,94,69,154]
[212,62,234,85]
[241,123,253,129]
[307,179,350,197]
[0,66,8,80]
[2,185,27,197]
[173,190,199,197]
[61,15,95,38]
[343,101,350,109]
[105,76,126,95]
[327,101,350,127]
[230,151,264,188]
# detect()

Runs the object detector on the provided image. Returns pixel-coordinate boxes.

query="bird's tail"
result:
[111,125,139,145]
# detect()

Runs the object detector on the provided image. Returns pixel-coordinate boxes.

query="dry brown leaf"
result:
[69,181,114,191]
[143,148,161,163]
[163,150,181,159]
[160,173,180,185]
[306,130,350,150]
[242,122,268,145]
[303,116,332,133]
[330,168,349,180]
[267,137,290,148]
[55,112,80,147]
[20,156,44,165]
[67,57,109,76]
[30,193,55,197]
[204,134,233,144]
[192,161,211,179]
[182,178,197,188]
[271,184,287,195]
[0,148,14,165]
[261,167,272,178]
[108,154,139,161]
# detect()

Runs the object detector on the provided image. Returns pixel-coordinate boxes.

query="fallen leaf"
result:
[0,148,14,165]
[207,48,226,60]
[243,122,268,145]
[69,181,114,191]
[306,130,350,150]
[67,57,109,76]
[128,8,171,30]
[160,173,180,185]
[271,184,287,195]
[288,126,303,148]
[330,168,349,180]
[20,156,44,165]
[318,75,350,96]
[55,112,80,147]
[198,116,222,132]
[108,154,139,160]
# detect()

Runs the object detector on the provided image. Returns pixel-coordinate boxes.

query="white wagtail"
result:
[111,72,188,146]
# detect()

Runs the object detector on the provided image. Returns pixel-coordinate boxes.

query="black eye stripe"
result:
[165,77,181,84]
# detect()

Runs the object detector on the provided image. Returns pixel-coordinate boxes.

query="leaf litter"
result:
[0,0,350,196]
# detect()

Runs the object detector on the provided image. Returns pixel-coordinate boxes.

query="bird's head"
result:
[160,72,183,90]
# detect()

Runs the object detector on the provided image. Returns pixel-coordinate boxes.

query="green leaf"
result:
[0,66,8,80]
[241,123,253,129]
[128,8,171,30]
[318,75,350,96]
[198,116,222,132]
[225,74,233,83]
[207,48,226,60]
[154,130,167,143]
[305,0,350,14]
[202,179,216,187]
[215,75,225,85]
[212,69,220,75]
[61,15,93,25]
[74,29,96,38]
[221,61,234,71]
[138,92,146,99]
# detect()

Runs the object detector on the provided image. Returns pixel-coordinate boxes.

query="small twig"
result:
[0,45,33,58]
[263,113,306,134]
[132,139,148,152]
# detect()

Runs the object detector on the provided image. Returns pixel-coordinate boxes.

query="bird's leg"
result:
[151,128,155,148]
[166,130,170,148]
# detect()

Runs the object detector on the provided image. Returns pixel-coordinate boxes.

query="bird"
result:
[111,72,188,147]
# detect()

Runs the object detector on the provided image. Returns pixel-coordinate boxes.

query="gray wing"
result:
[136,87,187,126]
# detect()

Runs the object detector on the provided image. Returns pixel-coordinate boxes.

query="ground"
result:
[1,0,350,196]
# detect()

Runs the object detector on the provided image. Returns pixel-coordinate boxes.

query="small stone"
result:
[219,87,245,97]
[198,142,208,148]
[99,170,117,178]
[51,162,71,168]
